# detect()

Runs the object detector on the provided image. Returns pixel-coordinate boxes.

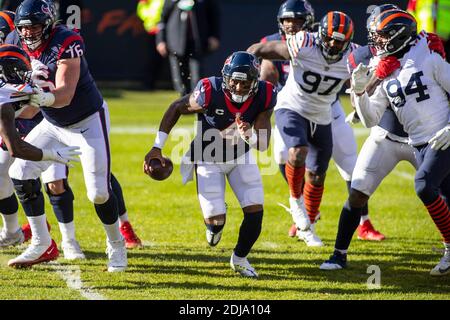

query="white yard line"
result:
[48,261,107,300]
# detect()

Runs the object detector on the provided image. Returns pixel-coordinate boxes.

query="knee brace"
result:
[12,178,42,203]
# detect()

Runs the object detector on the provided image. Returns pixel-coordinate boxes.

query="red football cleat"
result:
[8,239,59,268]
[120,221,143,249]
[288,224,297,237]
[357,220,385,241]
[22,220,51,243]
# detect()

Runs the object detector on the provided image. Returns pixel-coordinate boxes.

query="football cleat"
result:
[320,250,347,270]
[230,252,258,278]
[120,221,143,249]
[289,197,310,231]
[357,220,385,241]
[22,220,51,243]
[206,229,223,247]
[430,248,450,276]
[288,224,297,237]
[297,223,324,247]
[106,239,127,272]
[61,239,86,260]
[8,239,59,268]
[0,228,25,247]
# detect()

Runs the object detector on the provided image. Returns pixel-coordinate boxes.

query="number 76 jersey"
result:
[275,31,357,125]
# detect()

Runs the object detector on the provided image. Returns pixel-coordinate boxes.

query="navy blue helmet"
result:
[0,11,15,44]
[277,0,315,35]
[222,51,260,103]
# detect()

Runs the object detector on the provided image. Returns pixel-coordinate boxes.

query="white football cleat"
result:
[0,228,25,247]
[61,239,86,260]
[106,239,127,272]
[289,197,310,231]
[230,252,258,278]
[297,223,324,247]
[8,239,59,268]
[206,229,223,247]
[430,248,450,276]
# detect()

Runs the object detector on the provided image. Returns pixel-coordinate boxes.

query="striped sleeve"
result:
[286,31,313,61]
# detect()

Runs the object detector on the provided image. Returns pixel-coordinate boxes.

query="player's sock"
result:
[103,219,123,242]
[58,221,75,243]
[27,215,51,246]
[285,163,305,199]
[118,212,129,225]
[335,248,347,255]
[0,194,19,233]
[205,223,224,234]
[278,164,287,182]
[335,201,363,251]
[234,211,263,258]
[48,188,74,224]
[426,196,450,243]
[360,213,370,225]
[94,192,119,225]
[303,182,324,223]
[111,173,127,219]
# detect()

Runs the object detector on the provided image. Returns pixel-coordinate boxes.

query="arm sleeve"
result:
[286,31,313,63]
[353,84,389,128]
[191,78,212,109]
[431,51,450,94]
[57,34,85,59]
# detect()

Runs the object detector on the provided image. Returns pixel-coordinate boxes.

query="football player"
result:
[5,0,127,271]
[144,51,276,278]
[0,43,80,252]
[339,9,450,276]
[248,11,358,246]
[260,0,384,245]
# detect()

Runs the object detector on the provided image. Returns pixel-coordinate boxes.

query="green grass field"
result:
[0,90,449,300]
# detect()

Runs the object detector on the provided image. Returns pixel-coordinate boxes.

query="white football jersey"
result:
[355,35,450,146]
[0,83,33,118]
[275,31,357,125]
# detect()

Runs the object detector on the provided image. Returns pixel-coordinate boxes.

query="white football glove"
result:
[42,146,82,165]
[351,63,375,95]
[345,110,360,125]
[29,86,55,107]
[30,59,55,91]
[428,125,450,151]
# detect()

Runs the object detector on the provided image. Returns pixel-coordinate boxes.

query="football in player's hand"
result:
[148,157,173,181]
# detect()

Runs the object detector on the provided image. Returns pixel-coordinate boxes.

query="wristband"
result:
[245,131,258,147]
[153,131,168,149]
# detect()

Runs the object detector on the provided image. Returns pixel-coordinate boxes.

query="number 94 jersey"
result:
[276,31,357,125]
[360,35,450,146]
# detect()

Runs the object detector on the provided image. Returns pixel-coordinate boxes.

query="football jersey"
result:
[6,25,103,127]
[260,33,290,88]
[189,77,277,162]
[348,45,408,139]
[355,36,450,146]
[277,31,357,125]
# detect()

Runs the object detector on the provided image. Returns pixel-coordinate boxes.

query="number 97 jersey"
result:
[276,31,357,125]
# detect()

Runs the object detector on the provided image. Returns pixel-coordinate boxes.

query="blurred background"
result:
[1,0,410,89]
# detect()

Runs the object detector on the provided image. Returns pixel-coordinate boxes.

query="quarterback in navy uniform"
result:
[6,0,127,272]
[144,51,276,278]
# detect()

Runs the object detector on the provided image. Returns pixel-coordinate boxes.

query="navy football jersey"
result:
[6,25,103,127]
[16,112,44,137]
[189,77,277,162]
[348,45,408,138]
[260,33,290,88]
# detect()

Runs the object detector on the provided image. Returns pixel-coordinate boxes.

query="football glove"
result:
[375,56,400,80]
[29,86,55,107]
[428,125,450,151]
[351,63,374,95]
[427,32,446,59]
[42,146,81,165]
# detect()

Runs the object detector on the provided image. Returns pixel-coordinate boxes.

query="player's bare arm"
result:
[0,102,42,161]
[260,59,280,86]
[143,94,204,174]
[252,109,273,151]
[52,58,81,107]
[247,40,290,60]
